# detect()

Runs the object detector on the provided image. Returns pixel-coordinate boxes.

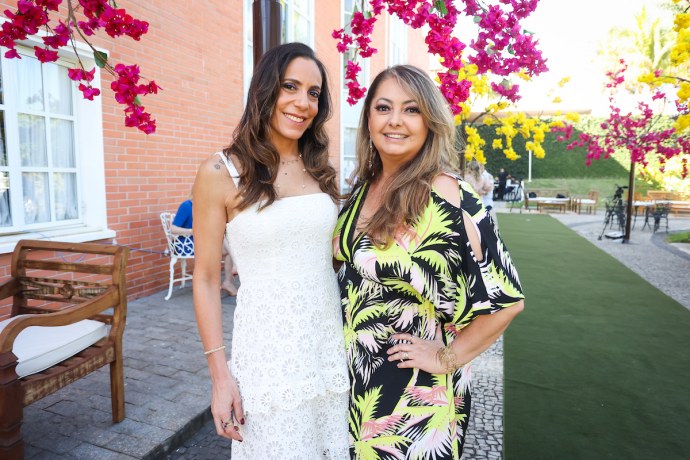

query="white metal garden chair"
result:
[160,212,194,300]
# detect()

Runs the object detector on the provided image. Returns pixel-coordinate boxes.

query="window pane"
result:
[54,172,78,221]
[23,172,51,224]
[293,12,309,44]
[343,11,353,35]
[51,119,75,167]
[281,9,288,44]
[293,0,309,13]
[0,172,10,227]
[344,0,354,13]
[0,63,4,105]
[19,114,47,167]
[0,111,6,166]
[44,64,73,115]
[342,127,358,192]
[16,55,44,111]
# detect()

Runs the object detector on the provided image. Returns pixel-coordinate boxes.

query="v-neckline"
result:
[347,182,371,250]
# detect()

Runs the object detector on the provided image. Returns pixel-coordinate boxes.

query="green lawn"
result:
[668,231,690,244]
[499,213,690,460]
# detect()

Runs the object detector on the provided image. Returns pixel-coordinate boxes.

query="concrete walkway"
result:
[22,288,236,459]
[20,205,690,459]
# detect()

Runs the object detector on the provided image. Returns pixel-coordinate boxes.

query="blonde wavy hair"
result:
[350,65,459,246]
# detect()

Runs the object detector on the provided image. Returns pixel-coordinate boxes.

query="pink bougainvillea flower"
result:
[78,82,101,100]
[34,45,58,63]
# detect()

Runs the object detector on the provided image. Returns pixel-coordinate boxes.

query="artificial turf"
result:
[499,213,690,460]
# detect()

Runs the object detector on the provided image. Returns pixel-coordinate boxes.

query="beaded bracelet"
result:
[204,345,226,356]
[436,344,459,373]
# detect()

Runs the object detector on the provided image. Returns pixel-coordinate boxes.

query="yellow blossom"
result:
[675,12,690,30]
[676,113,690,133]
[552,96,562,103]
[503,148,519,160]
[514,70,531,81]
[565,112,580,122]
[492,139,503,150]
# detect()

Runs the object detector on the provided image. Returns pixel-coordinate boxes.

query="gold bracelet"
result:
[204,345,226,356]
[436,344,459,373]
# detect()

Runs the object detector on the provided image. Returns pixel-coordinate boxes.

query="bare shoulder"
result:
[194,153,237,201]
[197,152,230,178]
[432,172,461,208]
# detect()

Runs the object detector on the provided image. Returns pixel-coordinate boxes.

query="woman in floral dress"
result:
[333,65,525,459]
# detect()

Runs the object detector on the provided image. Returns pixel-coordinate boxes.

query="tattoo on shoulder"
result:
[214,157,226,172]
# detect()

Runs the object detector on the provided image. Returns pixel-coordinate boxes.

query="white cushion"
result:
[0,316,108,378]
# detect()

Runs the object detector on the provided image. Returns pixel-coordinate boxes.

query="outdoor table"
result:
[632,200,654,229]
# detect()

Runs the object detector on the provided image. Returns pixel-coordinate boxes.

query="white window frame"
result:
[282,0,314,46]
[339,0,368,192]
[243,0,315,101]
[0,24,114,254]
[387,13,408,67]
[243,0,254,102]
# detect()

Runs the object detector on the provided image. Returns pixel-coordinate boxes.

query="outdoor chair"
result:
[573,191,598,214]
[160,212,194,300]
[643,202,670,233]
[0,240,129,459]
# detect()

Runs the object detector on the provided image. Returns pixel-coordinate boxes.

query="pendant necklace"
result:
[275,154,306,195]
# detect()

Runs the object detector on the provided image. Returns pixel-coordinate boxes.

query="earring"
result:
[368,139,373,170]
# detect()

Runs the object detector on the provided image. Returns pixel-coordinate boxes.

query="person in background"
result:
[333,65,524,458]
[464,159,495,211]
[496,167,510,200]
[172,194,238,296]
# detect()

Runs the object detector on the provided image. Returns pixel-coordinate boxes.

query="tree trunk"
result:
[624,159,635,243]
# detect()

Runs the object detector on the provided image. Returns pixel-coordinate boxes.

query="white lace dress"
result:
[217,153,349,459]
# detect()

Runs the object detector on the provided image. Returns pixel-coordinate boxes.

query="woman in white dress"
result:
[192,43,349,459]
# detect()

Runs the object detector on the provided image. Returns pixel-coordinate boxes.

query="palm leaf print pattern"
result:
[334,177,524,459]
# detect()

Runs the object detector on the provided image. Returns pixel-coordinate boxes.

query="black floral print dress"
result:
[333,177,524,459]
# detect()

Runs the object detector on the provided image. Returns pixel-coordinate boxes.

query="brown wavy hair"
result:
[351,65,459,246]
[225,43,339,209]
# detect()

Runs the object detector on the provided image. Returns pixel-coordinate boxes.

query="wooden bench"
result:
[0,240,129,459]
[525,188,571,213]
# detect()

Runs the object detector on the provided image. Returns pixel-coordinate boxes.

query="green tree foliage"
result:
[478,124,628,179]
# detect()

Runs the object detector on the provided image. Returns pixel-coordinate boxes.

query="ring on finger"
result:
[402,351,409,361]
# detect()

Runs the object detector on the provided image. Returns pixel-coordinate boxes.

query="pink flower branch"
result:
[333,0,547,113]
[555,60,690,177]
[0,0,159,134]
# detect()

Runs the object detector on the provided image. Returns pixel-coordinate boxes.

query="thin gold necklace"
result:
[275,154,307,194]
[280,155,302,165]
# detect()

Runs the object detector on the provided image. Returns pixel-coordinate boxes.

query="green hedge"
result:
[473,124,629,180]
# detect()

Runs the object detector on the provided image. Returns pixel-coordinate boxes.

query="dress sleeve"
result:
[455,180,524,323]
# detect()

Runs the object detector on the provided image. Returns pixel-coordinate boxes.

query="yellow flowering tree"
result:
[454,64,577,165]
[639,0,690,134]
